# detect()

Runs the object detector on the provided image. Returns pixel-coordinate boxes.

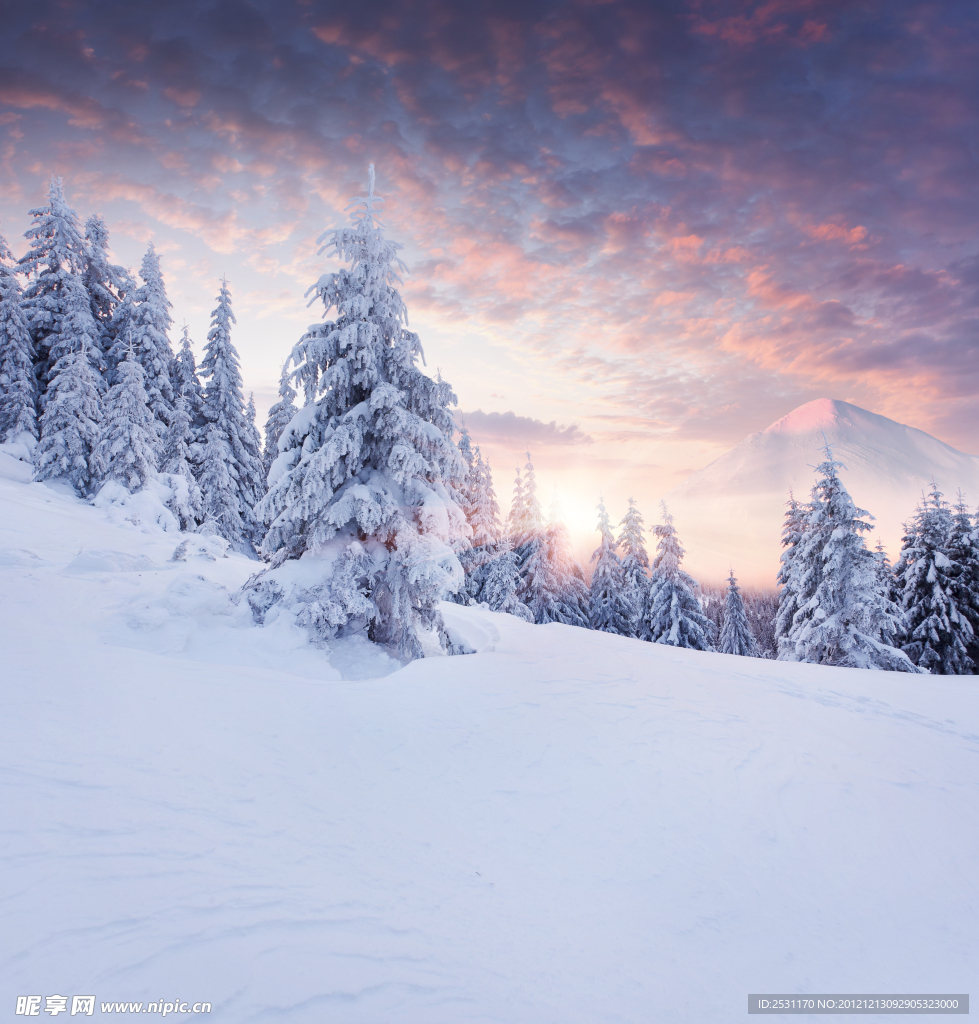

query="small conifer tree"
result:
[718,569,759,657]
[97,345,159,493]
[588,497,635,635]
[0,233,37,444]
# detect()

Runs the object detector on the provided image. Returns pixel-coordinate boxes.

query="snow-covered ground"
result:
[1,456,977,1022]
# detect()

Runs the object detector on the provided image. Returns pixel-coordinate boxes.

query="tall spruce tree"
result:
[618,497,650,639]
[779,445,920,671]
[588,497,635,635]
[645,503,714,650]
[198,280,264,551]
[896,486,973,674]
[947,493,979,673]
[479,547,534,621]
[262,366,299,475]
[161,389,204,529]
[774,491,811,647]
[470,448,501,548]
[96,345,158,493]
[108,244,174,436]
[172,324,205,436]
[872,540,906,650]
[718,569,759,657]
[33,272,105,493]
[519,514,590,627]
[19,178,91,399]
[253,166,468,657]
[0,232,37,444]
[82,214,132,343]
[506,465,525,543]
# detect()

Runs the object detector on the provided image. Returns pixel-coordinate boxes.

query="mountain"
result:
[661,398,979,587]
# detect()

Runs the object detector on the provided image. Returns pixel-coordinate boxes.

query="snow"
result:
[1,470,977,1022]
[663,398,979,587]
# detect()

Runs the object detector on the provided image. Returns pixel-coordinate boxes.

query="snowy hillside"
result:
[2,464,977,1022]
[662,398,979,587]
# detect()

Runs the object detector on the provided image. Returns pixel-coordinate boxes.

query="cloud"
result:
[461,410,594,447]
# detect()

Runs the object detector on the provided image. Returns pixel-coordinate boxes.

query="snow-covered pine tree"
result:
[479,547,534,621]
[33,272,105,493]
[506,465,525,543]
[161,389,204,529]
[588,497,635,635]
[774,491,810,647]
[198,280,264,552]
[895,486,973,674]
[947,493,979,673]
[107,244,174,437]
[243,393,266,506]
[718,569,759,657]
[253,165,468,657]
[96,344,158,493]
[471,449,502,548]
[172,324,206,435]
[82,214,133,342]
[519,513,590,628]
[872,540,906,650]
[19,178,91,399]
[618,497,650,638]
[645,503,714,650]
[262,366,299,475]
[452,435,502,604]
[0,232,37,445]
[779,445,920,671]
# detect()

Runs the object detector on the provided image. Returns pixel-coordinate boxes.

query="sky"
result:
[1,0,977,566]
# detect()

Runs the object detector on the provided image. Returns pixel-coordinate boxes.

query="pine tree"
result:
[96,346,158,493]
[479,548,534,621]
[198,280,264,551]
[172,324,205,435]
[645,503,714,650]
[0,233,37,444]
[872,540,906,650]
[588,497,635,635]
[33,273,105,493]
[107,244,174,436]
[161,391,204,529]
[618,497,650,638]
[19,177,90,399]
[718,569,759,656]
[774,491,813,647]
[519,515,590,627]
[470,448,501,548]
[780,445,920,671]
[946,493,979,673]
[243,392,266,506]
[82,214,133,342]
[254,166,469,657]
[262,366,298,475]
[896,486,974,674]
[506,465,526,543]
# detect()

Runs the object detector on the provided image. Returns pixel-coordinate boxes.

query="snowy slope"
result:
[1,467,977,1023]
[661,398,979,587]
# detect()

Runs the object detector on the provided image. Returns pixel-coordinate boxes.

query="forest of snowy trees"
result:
[2,171,979,674]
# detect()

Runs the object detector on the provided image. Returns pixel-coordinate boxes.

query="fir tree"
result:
[33,273,105,493]
[946,493,979,672]
[243,392,266,507]
[96,346,158,493]
[470,448,501,548]
[780,445,920,671]
[872,540,906,650]
[254,165,469,657]
[108,244,174,435]
[896,486,973,674]
[506,465,525,543]
[618,497,650,638]
[718,569,759,657]
[198,280,264,551]
[161,390,204,529]
[19,177,90,398]
[172,324,205,435]
[588,497,635,635]
[774,491,811,646]
[82,214,132,340]
[519,514,590,628]
[0,232,37,444]
[479,548,534,621]
[645,503,714,650]
[262,366,298,475]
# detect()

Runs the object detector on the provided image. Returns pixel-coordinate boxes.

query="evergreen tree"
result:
[872,540,906,650]
[96,346,158,493]
[108,244,174,435]
[947,493,979,672]
[82,214,133,342]
[519,515,589,627]
[588,497,635,635]
[254,166,468,657]
[470,448,501,548]
[479,548,534,621]
[0,232,37,444]
[896,486,974,674]
[506,465,525,543]
[198,280,264,551]
[780,446,920,671]
[161,391,204,529]
[243,392,266,507]
[34,273,105,493]
[19,177,90,398]
[645,503,714,650]
[718,569,759,657]
[774,491,810,647]
[172,324,206,435]
[262,366,298,475]
[618,497,650,638]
